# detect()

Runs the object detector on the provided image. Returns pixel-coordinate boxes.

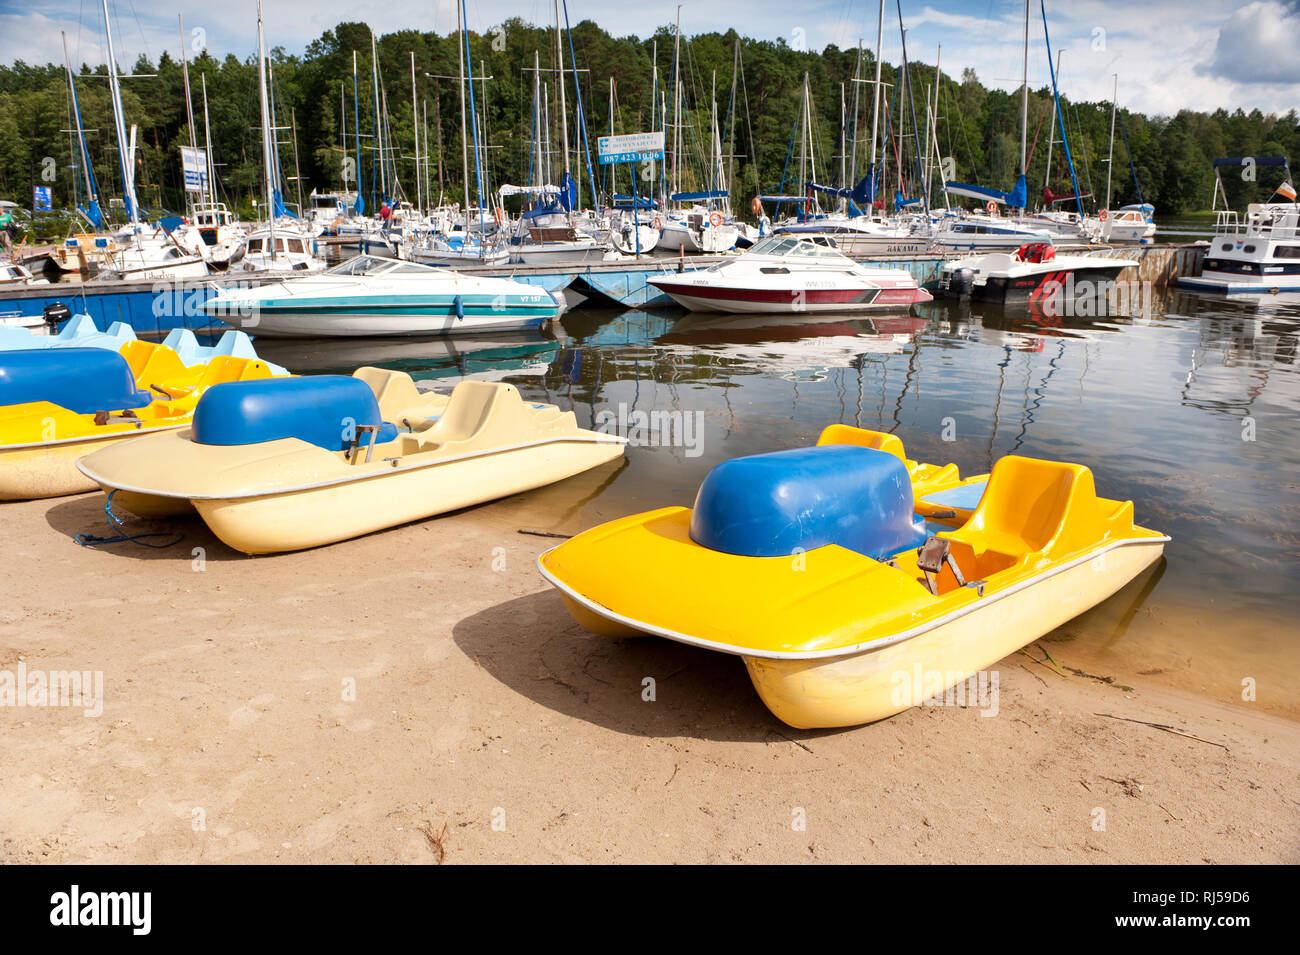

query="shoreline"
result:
[1,490,1296,864]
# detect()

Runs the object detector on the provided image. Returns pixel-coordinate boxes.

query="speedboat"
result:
[537,425,1168,729]
[936,243,1138,305]
[202,254,563,337]
[0,341,282,500]
[646,235,933,314]
[78,370,627,554]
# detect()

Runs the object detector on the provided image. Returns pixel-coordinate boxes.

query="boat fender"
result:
[454,295,465,320]
[750,196,762,216]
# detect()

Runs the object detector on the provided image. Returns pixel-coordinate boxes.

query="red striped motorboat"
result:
[647,235,932,314]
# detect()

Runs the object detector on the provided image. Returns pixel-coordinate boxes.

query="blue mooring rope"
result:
[75,490,183,549]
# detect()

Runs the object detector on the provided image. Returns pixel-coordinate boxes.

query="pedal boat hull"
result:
[538,428,1168,729]
[78,371,626,554]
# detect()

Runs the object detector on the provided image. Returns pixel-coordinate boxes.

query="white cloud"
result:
[1205,1,1300,83]
[2,1,1297,116]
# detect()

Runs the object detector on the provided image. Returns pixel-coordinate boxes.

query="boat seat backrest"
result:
[689,444,929,561]
[0,347,153,414]
[416,381,550,452]
[193,375,396,451]
[352,366,425,420]
[947,455,1098,561]
[422,381,512,445]
[815,424,908,464]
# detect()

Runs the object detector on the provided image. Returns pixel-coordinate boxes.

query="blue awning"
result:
[670,190,728,202]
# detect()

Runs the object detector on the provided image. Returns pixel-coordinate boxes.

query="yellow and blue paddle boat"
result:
[0,343,280,500]
[537,426,1168,729]
[78,369,627,554]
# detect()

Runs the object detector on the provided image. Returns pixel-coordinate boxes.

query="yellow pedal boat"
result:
[0,343,278,500]
[77,368,627,554]
[538,426,1168,729]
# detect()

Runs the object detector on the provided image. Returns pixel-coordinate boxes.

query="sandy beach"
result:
[1,480,1296,866]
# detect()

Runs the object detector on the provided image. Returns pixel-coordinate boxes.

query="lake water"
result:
[256,287,1300,719]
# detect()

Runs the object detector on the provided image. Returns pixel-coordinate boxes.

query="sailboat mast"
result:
[411,51,422,214]
[201,73,216,208]
[1044,50,1061,190]
[727,38,739,204]
[61,32,96,204]
[178,12,200,219]
[554,0,570,187]
[670,6,681,198]
[256,0,274,258]
[869,0,884,180]
[101,0,138,224]
[1020,0,1028,176]
[371,31,385,203]
[1105,73,1117,209]
[457,3,469,212]
[353,51,362,212]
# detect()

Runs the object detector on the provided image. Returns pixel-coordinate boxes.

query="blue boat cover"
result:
[0,347,153,414]
[192,376,397,451]
[689,445,928,561]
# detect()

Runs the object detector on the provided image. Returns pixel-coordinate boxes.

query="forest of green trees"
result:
[1,17,1297,228]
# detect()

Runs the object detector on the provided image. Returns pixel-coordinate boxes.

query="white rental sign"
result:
[597,131,665,165]
[180,146,208,193]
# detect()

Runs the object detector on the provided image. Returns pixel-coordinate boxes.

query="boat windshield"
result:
[326,255,441,276]
[750,235,849,261]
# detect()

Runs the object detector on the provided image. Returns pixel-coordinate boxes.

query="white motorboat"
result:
[655,209,740,255]
[1180,202,1300,295]
[236,222,327,275]
[932,212,1055,250]
[202,254,562,337]
[936,242,1138,305]
[1177,157,1299,295]
[774,213,932,254]
[646,234,933,314]
[1099,204,1156,243]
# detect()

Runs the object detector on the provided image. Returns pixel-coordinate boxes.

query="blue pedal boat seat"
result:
[192,376,398,451]
[0,347,153,414]
[690,444,928,561]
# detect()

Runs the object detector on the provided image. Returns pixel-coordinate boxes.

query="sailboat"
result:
[652,8,739,255]
[933,0,1056,251]
[1097,75,1156,243]
[236,0,326,276]
[90,1,209,281]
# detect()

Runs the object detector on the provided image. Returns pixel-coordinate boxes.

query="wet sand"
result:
[1,484,1297,864]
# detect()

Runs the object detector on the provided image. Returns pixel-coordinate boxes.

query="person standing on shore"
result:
[0,208,14,254]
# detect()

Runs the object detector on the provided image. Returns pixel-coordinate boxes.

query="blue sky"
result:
[4,0,1298,116]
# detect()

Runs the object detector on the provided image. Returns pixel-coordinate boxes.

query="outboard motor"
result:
[942,267,975,298]
[41,301,72,332]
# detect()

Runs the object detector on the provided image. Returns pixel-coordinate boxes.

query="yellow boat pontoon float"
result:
[538,426,1169,729]
[0,343,279,500]
[78,369,627,554]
